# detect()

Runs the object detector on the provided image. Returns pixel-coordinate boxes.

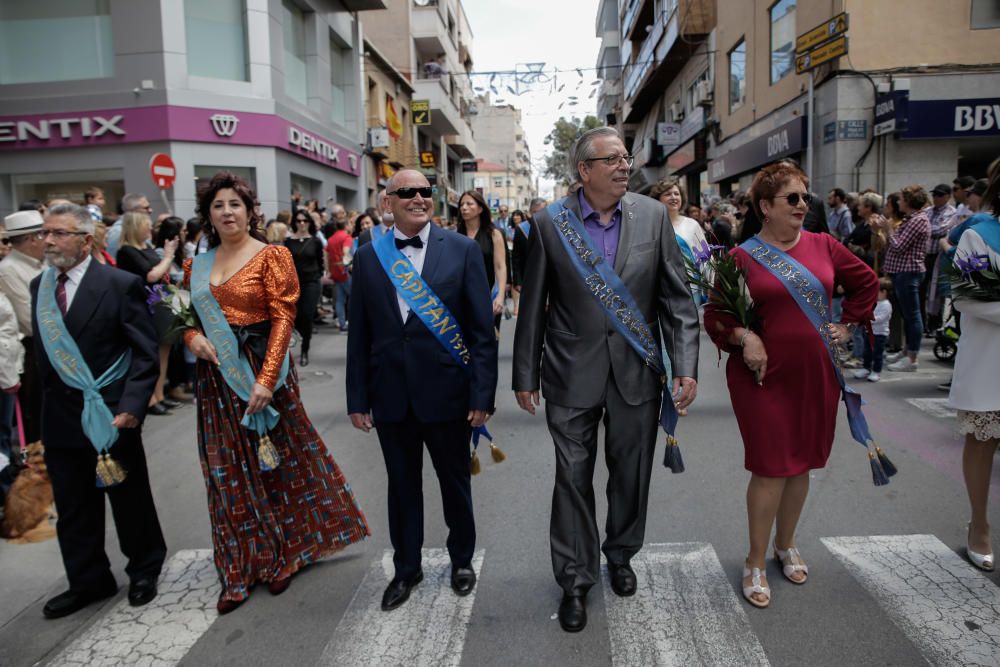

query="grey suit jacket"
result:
[512,191,700,408]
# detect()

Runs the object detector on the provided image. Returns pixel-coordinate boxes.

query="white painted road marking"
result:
[822,535,1000,667]
[602,543,770,667]
[48,549,218,667]
[905,398,957,419]
[317,548,485,667]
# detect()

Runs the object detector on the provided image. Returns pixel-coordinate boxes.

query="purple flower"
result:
[692,240,713,266]
[145,284,167,314]
[955,253,991,279]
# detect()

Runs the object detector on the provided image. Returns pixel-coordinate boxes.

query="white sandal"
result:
[773,543,809,584]
[742,565,770,608]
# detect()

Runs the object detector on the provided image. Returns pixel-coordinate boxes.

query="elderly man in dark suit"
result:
[31,203,165,619]
[512,127,700,632]
[347,170,498,611]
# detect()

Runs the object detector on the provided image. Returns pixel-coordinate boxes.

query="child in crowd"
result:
[855,277,893,382]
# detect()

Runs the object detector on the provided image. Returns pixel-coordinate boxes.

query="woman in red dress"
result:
[184,172,369,614]
[704,162,877,609]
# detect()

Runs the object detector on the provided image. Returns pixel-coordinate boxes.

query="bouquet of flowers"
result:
[683,240,759,329]
[146,284,200,337]
[945,251,1000,302]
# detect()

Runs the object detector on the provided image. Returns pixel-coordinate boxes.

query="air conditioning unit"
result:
[696,79,713,105]
[669,102,684,122]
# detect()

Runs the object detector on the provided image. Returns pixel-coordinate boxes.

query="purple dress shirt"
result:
[578,189,623,268]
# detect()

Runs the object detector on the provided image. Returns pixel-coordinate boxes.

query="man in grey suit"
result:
[512,127,700,632]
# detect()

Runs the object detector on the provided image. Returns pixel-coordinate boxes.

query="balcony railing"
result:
[623,6,677,101]
[621,0,643,38]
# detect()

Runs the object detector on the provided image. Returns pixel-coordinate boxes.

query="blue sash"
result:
[372,231,472,367]
[971,216,1000,254]
[519,221,531,237]
[740,236,896,485]
[373,230,496,450]
[675,234,694,264]
[37,267,131,485]
[372,224,390,242]
[190,250,290,440]
[546,200,683,470]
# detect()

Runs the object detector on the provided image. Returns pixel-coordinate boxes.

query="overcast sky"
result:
[462,0,602,198]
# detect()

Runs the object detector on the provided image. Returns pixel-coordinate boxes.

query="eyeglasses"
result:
[41,229,89,240]
[773,192,814,207]
[388,186,433,199]
[584,154,634,168]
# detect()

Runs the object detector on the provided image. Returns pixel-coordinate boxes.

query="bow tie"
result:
[395,236,424,250]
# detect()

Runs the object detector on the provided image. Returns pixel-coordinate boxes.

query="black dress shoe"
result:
[43,587,117,619]
[450,565,476,596]
[558,593,587,632]
[147,403,170,416]
[160,398,182,409]
[381,572,423,611]
[128,578,158,607]
[299,352,309,367]
[608,562,637,597]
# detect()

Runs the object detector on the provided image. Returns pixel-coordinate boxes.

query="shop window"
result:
[195,166,257,195]
[729,39,746,113]
[329,29,355,129]
[13,168,123,213]
[289,172,320,202]
[184,0,248,82]
[0,0,114,85]
[971,0,1000,29]
[769,0,796,84]
[282,0,309,105]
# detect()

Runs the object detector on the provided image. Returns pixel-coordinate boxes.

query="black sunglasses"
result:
[388,187,433,199]
[0,238,9,245]
[773,192,813,207]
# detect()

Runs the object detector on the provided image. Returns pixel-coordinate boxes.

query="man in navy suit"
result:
[347,170,498,611]
[31,203,165,619]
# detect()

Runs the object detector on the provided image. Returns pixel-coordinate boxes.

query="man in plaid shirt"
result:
[874,185,932,372]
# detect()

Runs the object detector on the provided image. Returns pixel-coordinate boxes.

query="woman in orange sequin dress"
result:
[183,172,369,614]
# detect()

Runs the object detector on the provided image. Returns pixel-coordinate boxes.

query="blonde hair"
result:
[120,211,151,249]
[266,222,288,244]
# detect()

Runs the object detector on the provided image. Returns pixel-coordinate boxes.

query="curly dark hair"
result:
[456,190,494,236]
[196,171,267,248]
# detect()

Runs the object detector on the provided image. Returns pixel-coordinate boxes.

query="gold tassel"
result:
[95,454,113,487]
[470,450,481,475]
[258,434,281,472]
[489,442,506,463]
[103,453,127,485]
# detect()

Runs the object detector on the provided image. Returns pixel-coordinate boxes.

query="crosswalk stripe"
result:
[48,549,218,667]
[905,398,957,419]
[602,543,770,667]
[317,548,485,667]
[822,535,1000,666]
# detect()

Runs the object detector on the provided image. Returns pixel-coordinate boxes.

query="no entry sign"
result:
[149,153,176,189]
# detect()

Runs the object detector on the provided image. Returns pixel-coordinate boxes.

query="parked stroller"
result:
[933,312,960,362]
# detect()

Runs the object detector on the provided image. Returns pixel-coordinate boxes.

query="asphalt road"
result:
[1,319,998,667]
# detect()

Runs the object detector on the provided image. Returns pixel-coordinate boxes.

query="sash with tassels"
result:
[190,249,290,472]
[36,267,131,487]
[546,200,684,472]
[740,236,897,485]
[372,230,505,472]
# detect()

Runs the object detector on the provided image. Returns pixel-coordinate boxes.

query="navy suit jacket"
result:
[30,260,159,449]
[346,224,498,423]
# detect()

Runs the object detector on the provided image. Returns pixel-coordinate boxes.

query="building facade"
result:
[362,0,477,219]
[597,0,716,205]
[362,38,417,201]
[596,0,1000,205]
[710,0,1000,196]
[0,0,387,219]
[469,98,533,211]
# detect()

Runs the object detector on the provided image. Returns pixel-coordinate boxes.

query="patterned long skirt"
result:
[195,351,369,602]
